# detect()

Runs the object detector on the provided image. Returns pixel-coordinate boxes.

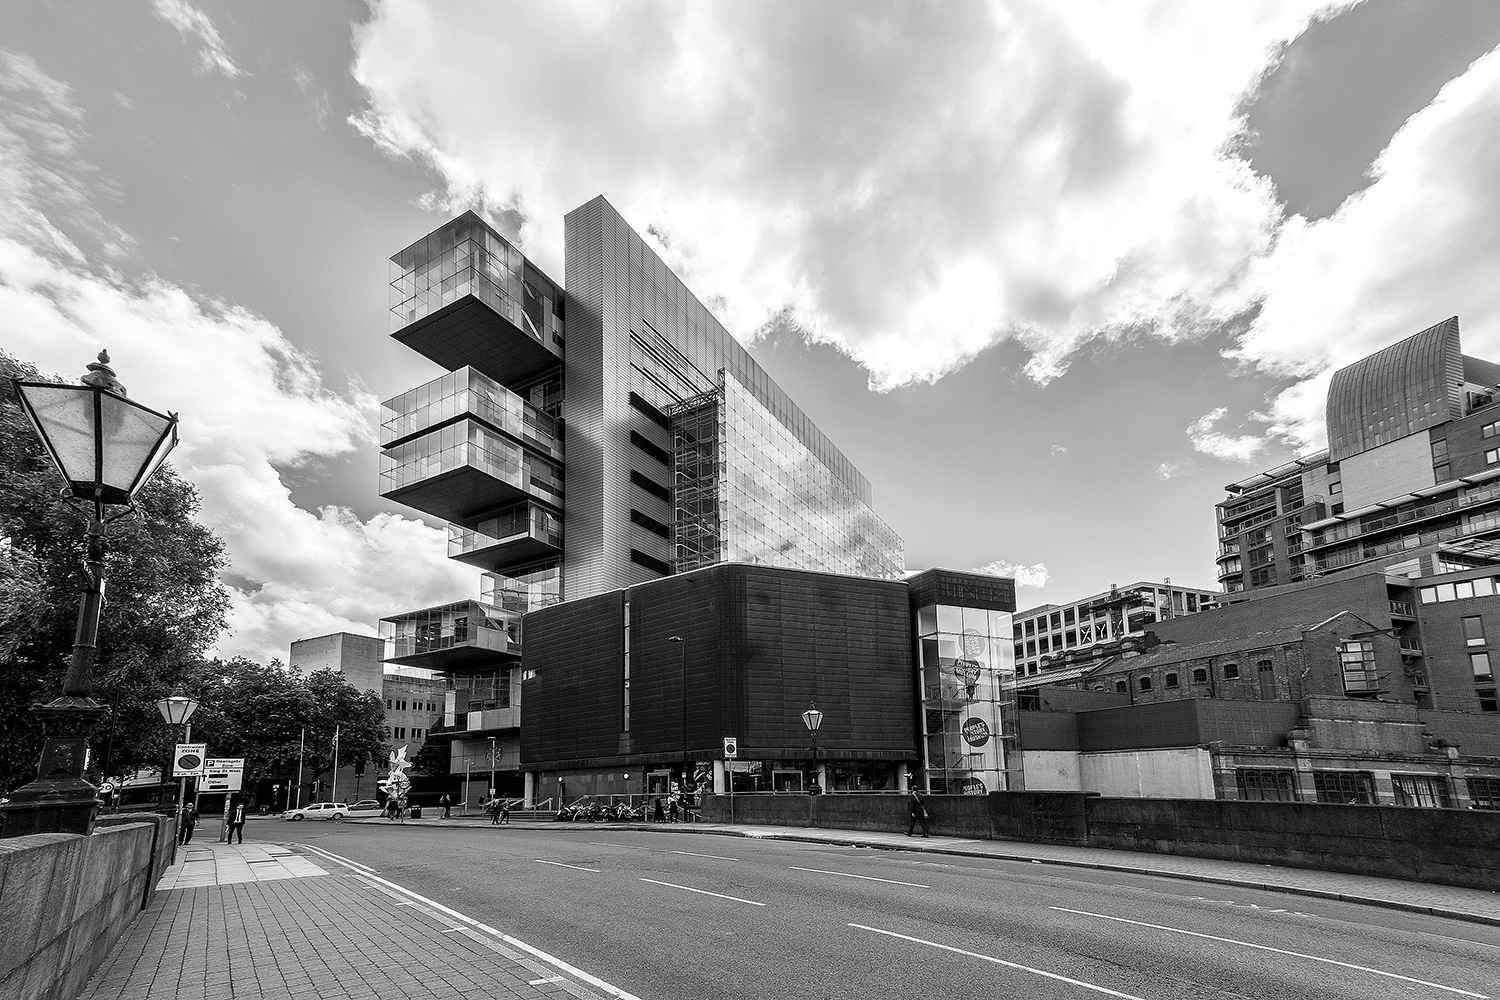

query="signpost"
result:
[173,743,207,777]
[202,758,244,793]
[723,736,737,823]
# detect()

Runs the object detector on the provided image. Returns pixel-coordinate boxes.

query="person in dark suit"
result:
[227,798,247,844]
[907,789,930,838]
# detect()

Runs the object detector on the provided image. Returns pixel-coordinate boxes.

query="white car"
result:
[345,800,385,817]
[283,802,349,821]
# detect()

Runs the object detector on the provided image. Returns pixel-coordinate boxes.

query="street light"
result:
[0,352,178,838]
[488,736,497,799]
[155,690,199,837]
[802,703,824,792]
[668,635,688,795]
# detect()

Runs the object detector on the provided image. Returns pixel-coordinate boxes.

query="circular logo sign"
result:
[962,629,988,658]
[961,777,988,795]
[961,717,991,747]
[176,753,201,771]
[99,781,115,795]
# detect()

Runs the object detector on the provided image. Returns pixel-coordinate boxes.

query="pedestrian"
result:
[179,803,199,845]
[668,794,679,823]
[227,798,247,844]
[652,797,665,822]
[385,798,399,821]
[907,788,930,838]
[499,798,510,825]
[440,794,451,819]
[489,796,501,825]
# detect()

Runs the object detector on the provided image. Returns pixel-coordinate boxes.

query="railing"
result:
[1313,482,1500,548]
[1399,639,1423,655]
[1389,600,1415,617]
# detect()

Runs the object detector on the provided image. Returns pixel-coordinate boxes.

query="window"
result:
[1392,774,1452,808]
[1138,676,1152,692]
[1464,616,1487,647]
[1313,770,1376,804]
[629,430,672,465]
[385,699,392,709]
[1455,580,1476,600]
[1435,464,1451,482]
[1467,776,1500,810]
[1328,479,1342,495]
[1484,420,1500,439]
[1338,640,1379,693]
[1432,437,1450,459]
[630,508,671,539]
[629,469,671,503]
[1248,565,1277,588]
[1192,668,1208,684]
[1064,630,1076,646]
[1257,660,1276,700]
[1164,672,1180,689]
[1025,641,1036,657]
[1114,679,1128,694]
[1480,688,1499,713]
[1222,663,1240,680]
[1472,652,1493,682]
[1486,448,1500,466]
[1236,768,1297,802]
[1050,612,1062,630]
[1064,608,1076,625]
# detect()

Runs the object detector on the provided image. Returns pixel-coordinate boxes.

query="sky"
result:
[4,0,1500,665]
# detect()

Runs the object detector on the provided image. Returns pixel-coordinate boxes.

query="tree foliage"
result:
[181,660,387,791]
[0,351,230,794]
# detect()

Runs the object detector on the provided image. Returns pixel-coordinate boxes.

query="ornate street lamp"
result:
[802,703,823,791]
[0,352,178,838]
[155,690,199,836]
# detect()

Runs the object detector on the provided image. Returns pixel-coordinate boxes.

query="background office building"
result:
[1013,581,1218,679]
[1219,317,1500,597]
[376,199,905,794]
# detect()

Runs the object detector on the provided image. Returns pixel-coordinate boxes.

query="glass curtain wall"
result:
[389,215,546,341]
[916,604,1019,794]
[482,564,562,614]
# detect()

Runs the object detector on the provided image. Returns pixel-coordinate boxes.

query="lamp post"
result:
[488,736,497,800]
[802,703,824,792]
[155,690,198,837]
[668,635,688,795]
[0,352,178,838]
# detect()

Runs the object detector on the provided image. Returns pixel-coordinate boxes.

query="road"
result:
[278,820,1500,1000]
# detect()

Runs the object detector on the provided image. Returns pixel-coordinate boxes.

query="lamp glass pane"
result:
[19,383,99,486]
[98,392,176,497]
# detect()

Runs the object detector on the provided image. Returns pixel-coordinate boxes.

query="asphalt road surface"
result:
[281,820,1500,1000]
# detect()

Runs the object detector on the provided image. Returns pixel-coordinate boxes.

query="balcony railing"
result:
[380,600,522,667]
[1389,600,1415,617]
[449,505,562,567]
[1311,482,1500,549]
[1399,639,1423,656]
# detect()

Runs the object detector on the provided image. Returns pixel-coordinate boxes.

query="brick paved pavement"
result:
[77,841,634,1000]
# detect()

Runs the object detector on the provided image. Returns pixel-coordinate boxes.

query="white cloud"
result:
[349,1,1350,390]
[973,560,1050,589]
[152,0,243,80]
[1235,44,1500,450]
[0,52,469,664]
[1050,444,1068,457]
[1186,407,1266,463]
[1156,460,1190,480]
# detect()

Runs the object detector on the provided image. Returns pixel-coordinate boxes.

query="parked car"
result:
[345,800,384,817]
[283,802,348,821]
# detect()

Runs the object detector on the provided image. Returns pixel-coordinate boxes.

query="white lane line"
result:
[639,877,765,906]
[850,923,1146,1000]
[298,844,641,1000]
[536,860,602,872]
[672,850,740,861]
[1051,906,1489,999]
[442,927,465,933]
[530,977,565,985]
[789,866,929,888]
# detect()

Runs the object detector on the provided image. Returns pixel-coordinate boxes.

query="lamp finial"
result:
[82,350,126,397]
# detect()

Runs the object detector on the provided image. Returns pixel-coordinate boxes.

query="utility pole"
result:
[331,725,341,803]
[295,728,305,807]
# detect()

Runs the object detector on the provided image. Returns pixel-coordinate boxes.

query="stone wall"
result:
[700,791,1500,890]
[0,814,174,1000]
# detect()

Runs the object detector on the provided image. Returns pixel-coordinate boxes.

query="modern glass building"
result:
[377,198,906,797]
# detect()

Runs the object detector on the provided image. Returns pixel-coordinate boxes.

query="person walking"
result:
[907,788,930,838]
[440,794,451,819]
[489,796,501,825]
[179,803,199,845]
[652,797,666,823]
[227,798,247,844]
[499,798,510,825]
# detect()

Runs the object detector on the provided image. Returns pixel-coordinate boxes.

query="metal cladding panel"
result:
[520,564,917,768]
[519,591,625,764]
[906,569,1017,613]
[1326,316,1462,462]
[392,295,561,386]
[562,200,609,601]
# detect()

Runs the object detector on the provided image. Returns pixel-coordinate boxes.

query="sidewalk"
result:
[76,818,1500,1000]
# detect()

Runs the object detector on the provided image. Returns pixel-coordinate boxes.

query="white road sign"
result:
[201,758,245,792]
[173,743,207,777]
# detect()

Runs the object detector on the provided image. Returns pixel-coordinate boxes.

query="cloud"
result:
[348,2,1351,391]
[1231,44,1500,451]
[1156,460,1191,480]
[1050,444,1068,457]
[0,52,471,664]
[1186,407,1266,463]
[292,67,332,127]
[973,560,1051,589]
[152,0,243,80]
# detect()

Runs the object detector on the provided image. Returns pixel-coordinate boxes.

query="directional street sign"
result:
[202,758,245,792]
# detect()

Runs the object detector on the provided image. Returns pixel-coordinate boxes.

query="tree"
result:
[0,352,230,795]
[181,661,386,801]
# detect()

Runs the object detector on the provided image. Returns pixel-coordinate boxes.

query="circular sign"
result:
[961,777,988,795]
[176,753,202,771]
[960,717,991,747]
[99,781,115,795]
[962,629,988,658]
[953,659,982,696]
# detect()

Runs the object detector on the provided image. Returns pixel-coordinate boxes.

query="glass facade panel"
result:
[668,371,904,579]
[915,604,1017,794]
[449,504,563,559]
[379,418,563,501]
[481,563,562,614]
[380,600,521,660]
[381,367,562,458]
